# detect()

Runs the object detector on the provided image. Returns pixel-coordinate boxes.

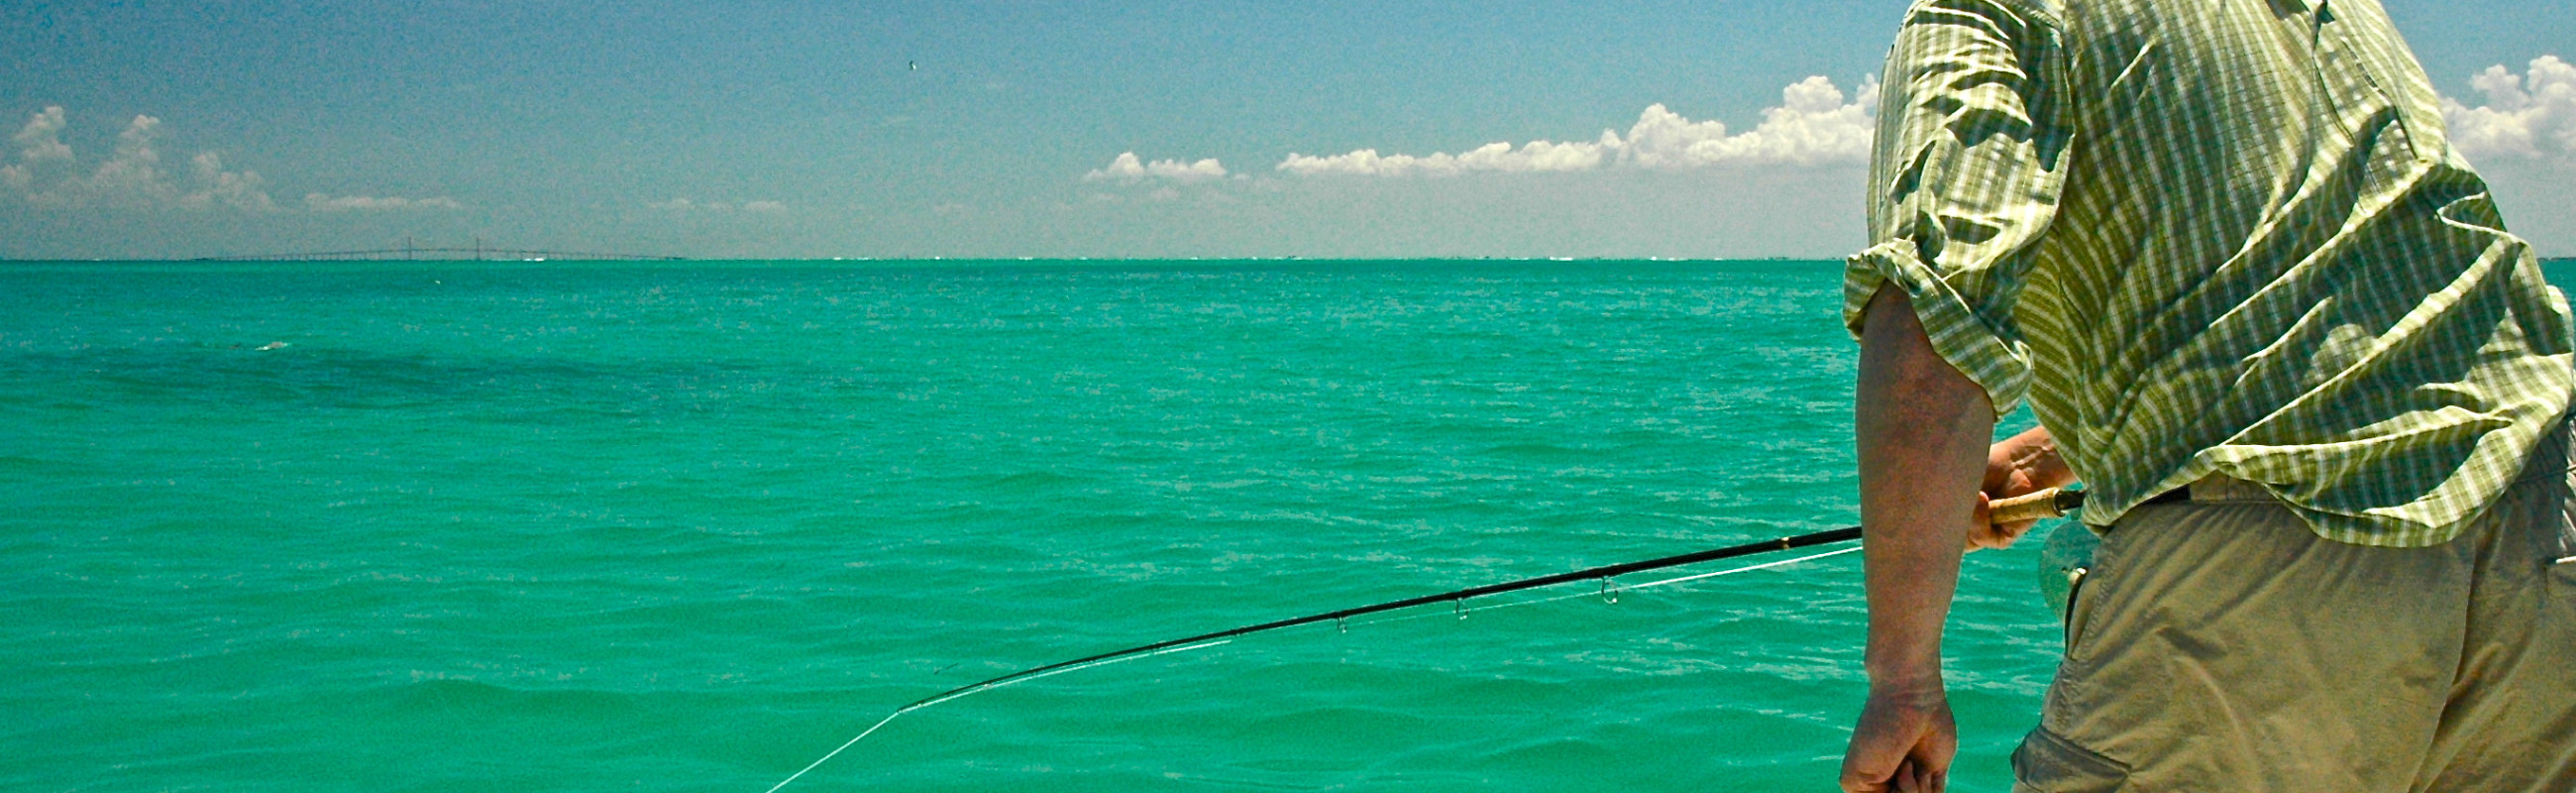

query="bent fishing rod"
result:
[764,486,2088,792]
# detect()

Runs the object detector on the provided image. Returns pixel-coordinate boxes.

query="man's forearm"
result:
[1854,285,1995,689]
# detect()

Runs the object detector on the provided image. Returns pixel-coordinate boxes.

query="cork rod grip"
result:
[1988,487,2080,525]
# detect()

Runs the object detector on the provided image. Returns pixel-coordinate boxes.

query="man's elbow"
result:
[1858,286,1992,422]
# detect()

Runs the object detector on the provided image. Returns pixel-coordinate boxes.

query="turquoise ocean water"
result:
[8,259,2568,792]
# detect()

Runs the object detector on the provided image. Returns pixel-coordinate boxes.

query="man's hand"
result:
[1967,426,2075,551]
[1840,684,1958,793]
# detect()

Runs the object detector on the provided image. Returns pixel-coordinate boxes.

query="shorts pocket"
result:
[2012,726,2129,793]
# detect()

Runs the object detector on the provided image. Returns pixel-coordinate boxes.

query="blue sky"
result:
[1,0,2568,260]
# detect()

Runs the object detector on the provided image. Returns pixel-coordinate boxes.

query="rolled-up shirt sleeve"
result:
[1844,0,2069,413]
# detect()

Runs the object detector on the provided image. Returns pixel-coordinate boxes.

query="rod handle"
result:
[1988,487,2085,525]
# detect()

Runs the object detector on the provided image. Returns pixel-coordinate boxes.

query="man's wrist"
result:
[1866,650,1944,688]
[1866,665,1946,700]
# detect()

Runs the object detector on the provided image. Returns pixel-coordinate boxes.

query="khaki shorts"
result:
[2013,424,2576,792]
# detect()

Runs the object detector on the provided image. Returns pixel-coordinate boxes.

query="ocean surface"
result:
[7,259,2568,793]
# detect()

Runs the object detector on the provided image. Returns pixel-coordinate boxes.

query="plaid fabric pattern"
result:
[1843,0,2574,546]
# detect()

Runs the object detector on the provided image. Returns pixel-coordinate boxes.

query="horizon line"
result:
[5,255,2572,265]
[5,255,1854,264]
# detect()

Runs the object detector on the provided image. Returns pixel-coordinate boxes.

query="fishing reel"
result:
[1990,487,2097,623]
[2034,508,2098,624]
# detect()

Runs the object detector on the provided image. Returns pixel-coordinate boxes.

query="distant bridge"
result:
[197,242,685,262]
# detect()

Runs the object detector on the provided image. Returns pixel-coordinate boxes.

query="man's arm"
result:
[1838,285,1995,793]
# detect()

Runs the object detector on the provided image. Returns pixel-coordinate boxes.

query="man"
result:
[1832,1,2576,791]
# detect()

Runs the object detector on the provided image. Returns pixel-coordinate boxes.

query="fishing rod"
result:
[764,486,2088,792]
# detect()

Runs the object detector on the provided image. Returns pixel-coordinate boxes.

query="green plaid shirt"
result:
[1844,0,2574,546]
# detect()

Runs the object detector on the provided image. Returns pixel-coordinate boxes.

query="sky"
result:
[0,0,2568,260]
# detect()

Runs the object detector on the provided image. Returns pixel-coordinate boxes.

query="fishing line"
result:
[761,487,2083,791]
[763,547,1858,793]
[759,541,1863,793]
[761,638,1234,793]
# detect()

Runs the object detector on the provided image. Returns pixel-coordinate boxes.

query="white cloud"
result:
[2443,56,2575,164]
[649,197,790,213]
[4,107,476,215]
[1085,152,1229,182]
[186,152,277,211]
[303,193,465,212]
[3,108,275,211]
[1278,136,1615,176]
[1278,75,1879,177]
[1626,76,1880,168]
[12,106,71,164]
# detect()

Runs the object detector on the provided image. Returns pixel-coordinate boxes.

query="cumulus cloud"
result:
[1278,75,1878,177]
[303,193,465,212]
[1277,136,1616,177]
[1626,76,1879,168]
[12,106,71,164]
[649,197,790,213]
[3,106,468,214]
[183,152,277,211]
[1085,152,1229,182]
[2443,56,2576,164]
[2,107,275,211]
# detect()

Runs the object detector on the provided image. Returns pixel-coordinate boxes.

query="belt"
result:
[2140,473,2277,506]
